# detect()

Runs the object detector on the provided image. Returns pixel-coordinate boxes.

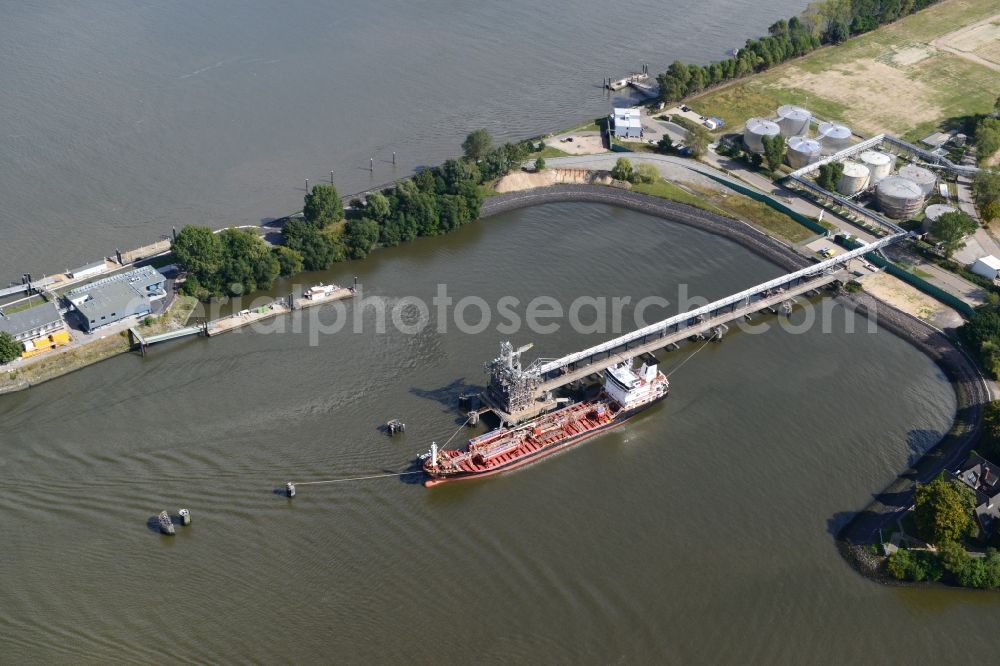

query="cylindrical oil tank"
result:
[785,135,822,169]
[859,151,893,184]
[817,122,852,154]
[836,160,870,196]
[776,105,812,138]
[876,177,925,219]
[922,203,958,232]
[743,118,780,154]
[898,164,937,196]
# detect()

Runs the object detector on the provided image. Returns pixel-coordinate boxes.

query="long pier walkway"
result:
[484,233,906,423]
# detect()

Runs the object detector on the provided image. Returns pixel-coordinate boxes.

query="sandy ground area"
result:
[546,131,607,155]
[773,58,945,134]
[493,168,619,193]
[860,271,963,328]
[934,14,1000,70]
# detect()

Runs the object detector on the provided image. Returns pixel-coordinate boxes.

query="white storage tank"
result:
[859,151,893,184]
[743,118,781,154]
[817,122,852,154]
[776,105,812,138]
[836,160,871,196]
[922,203,958,233]
[876,176,925,220]
[898,164,937,196]
[785,136,822,169]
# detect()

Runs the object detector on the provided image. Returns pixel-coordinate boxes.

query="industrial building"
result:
[922,204,958,233]
[743,118,780,154]
[69,260,107,280]
[67,266,166,332]
[836,160,870,196]
[0,301,70,358]
[610,108,642,139]
[876,176,925,219]
[817,122,852,154]
[971,256,1000,281]
[785,136,821,168]
[776,105,811,137]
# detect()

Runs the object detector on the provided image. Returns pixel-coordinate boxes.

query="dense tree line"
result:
[973,169,1000,225]
[171,130,530,300]
[959,290,1000,378]
[655,0,942,104]
[172,226,280,299]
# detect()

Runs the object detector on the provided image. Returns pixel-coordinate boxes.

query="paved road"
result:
[544,151,988,309]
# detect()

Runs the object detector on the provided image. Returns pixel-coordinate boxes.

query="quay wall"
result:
[483,184,989,581]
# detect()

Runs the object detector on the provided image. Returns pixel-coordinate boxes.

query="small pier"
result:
[386,419,406,435]
[128,324,207,356]
[605,64,652,92]
[206,300,292,336]
[482,233,908,424]
[292,283,356,311]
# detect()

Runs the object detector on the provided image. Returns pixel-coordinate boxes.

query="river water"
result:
[1,1,995,663]
[0,201,988,663]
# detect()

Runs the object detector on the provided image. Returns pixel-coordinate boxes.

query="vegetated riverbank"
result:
[836,292,991,586]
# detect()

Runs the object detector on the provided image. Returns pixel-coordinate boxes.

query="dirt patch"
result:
[934,14,1000,71]
[546,133,606,155]
[887,44,937,66]
[493,168,620,193]
[859,271,962,328]
[772,59,944,134]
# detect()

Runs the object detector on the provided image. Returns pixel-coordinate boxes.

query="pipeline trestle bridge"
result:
[481,233,906,424]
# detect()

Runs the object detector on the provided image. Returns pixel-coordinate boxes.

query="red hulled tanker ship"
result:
[422,359,668,486]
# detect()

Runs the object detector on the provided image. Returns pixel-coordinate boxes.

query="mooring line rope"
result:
[293,471,424,486]
[290,414,475,487]
[665,337,715,378]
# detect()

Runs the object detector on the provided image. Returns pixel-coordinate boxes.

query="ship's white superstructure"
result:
[603,360,668,409]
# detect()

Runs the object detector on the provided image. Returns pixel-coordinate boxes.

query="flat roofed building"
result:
[75,281,152,332]
[69,260,107,280]
[67,265,166,301]
[0,301,70,358]
[611,107,642,139]
[971,255,1000,281]
[68,266,166,332]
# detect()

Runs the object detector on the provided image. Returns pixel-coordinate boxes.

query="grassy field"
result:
[631,178,815,243]
[1,334,130,391]
[688,0,1000,139]
[631,179,724,213]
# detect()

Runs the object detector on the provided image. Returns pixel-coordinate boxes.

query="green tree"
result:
[282,218,342,271]
[914,473,977,546]
[0,331,22,364]
[272,246,304,277]
[217,227,280,295]
[761,133,786,172]
[633,163,659,184]
[686,125,710,158]
[302,184,344,228]
[462,129,492,160]
[343,218,380,259]
[938,539,970,575]
[611,157,634,182]
[172,225,223,284]
[973,169,1000,223]
[817,162,844,191]
[365,191,391,222]
[657,136,674,153]
[534,157,546,172]
[930,211,978,258]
